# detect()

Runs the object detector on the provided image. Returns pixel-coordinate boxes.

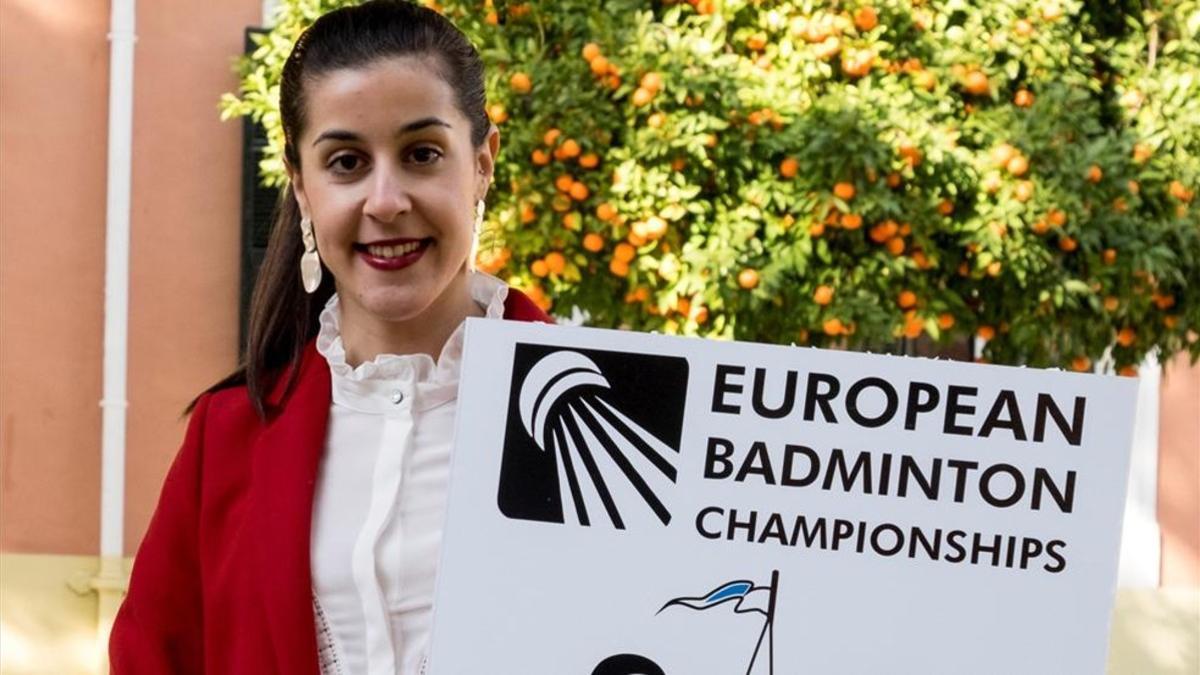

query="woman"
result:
[109,2,552,673]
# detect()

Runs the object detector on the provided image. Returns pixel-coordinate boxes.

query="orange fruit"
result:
[1006,155,1029,176]
[937,313,956,330]
[1154,293,1176,310]
[561,212,580,230]
[596,202,617,222]
[1169,180,1194,202]
[569,181,590,201]
[886,237,906,256]
[897,290,917,309]
[1104,296,1119,312]
[898,143,922,168]
[632,87,654,107]
[886,172,902,188]
[1058,236,1078,252]
[840,213,863,229]
[579,153,600,169]
[1132,143,1153,163]
[554,174,575,192]
[1014,89,1035,107]
[1031,219,1050,235]
[902,314,924,338]
[520,203,537,224]
[544,251,566,274]
[854,6,879,31]
[648,112,667,128]
[582,233,604,252]
[1015,19,1034,36]
[1047,209,1067,227]
[606,74,622,89]
[551,196,573,216]
[608,258,629,277]
[1071,356,1092,372]
[694,306,709,324]
[809,222,826,237]
[937,199,955,216]
[779,157,799,179]
[531,149,550,166]
[1163,315,1178,329]
[559,139,581,159]
[833,182,856,200]
[869,219,899,243]
[614,242,636,263]
[822,318,846,336]
[531,259,549,277]
[543,128,562,146]
[640,71,663,93]
[1116,327,1136,347]
[813,285,835,305]
[1014,180,1035,202]
[977,325,996,340]
[746,33,768,51]
[582,43,602,62]
[912,249,931,269]
[487,103,508,124]
[589,56,610,76]
[509,72,532,94]
[986,261,1003,277]
[1086,164,1103,183]
[991,143,1017,168]
[1118,365,1138,377]
[738,268,760,289]
[963,70,990,95]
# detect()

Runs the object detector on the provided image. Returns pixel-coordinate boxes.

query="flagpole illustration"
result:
[657,571,780,675]
[744,570,778,675]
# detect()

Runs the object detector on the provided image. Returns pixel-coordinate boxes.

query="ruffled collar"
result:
[316,272,509,413]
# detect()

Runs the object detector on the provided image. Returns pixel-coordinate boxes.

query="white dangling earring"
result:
[299,217,322,294]
[467,199,485,273]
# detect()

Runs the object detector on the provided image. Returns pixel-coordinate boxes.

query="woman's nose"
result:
[362,163,412,224]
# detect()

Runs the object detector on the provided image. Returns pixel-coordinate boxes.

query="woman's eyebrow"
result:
[311,118,452,147]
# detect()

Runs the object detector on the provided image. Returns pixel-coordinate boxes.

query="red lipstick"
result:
[354,237,432,271]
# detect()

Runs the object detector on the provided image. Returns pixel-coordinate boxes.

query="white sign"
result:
[429,320,1137,675]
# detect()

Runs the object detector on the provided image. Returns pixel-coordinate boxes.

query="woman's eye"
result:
[328,154,363,173]
[409,146,443,165]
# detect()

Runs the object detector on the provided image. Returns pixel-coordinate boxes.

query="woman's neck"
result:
[337,272,486,367]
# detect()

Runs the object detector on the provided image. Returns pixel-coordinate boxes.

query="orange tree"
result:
[222,0,1199,373]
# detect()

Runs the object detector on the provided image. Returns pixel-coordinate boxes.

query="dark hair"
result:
[194,0,490,417]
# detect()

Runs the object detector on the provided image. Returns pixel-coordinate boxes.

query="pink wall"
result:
[0,0,110,555]
[0,0,258,556]
[1159,353,1200,586]
[124,0,261,554]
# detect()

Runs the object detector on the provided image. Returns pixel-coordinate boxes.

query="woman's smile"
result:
[355,236,434,271]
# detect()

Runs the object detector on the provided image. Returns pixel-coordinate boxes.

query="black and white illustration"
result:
[497,344,689,529]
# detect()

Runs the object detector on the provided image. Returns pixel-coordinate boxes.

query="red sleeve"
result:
[109,394,210,674]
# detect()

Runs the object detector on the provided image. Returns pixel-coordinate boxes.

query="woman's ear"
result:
[285,159,312,221]
[475,124,501,201]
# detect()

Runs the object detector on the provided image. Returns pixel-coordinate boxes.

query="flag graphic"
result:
[658,571,781,675]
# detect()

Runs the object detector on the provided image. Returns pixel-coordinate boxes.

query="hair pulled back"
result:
[197,0,489,416]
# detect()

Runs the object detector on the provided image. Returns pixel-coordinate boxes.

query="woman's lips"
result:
[354,237,432,271]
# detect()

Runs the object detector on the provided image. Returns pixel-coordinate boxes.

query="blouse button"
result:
[390,389,405,405]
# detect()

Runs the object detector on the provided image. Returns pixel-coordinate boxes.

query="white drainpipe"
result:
[95,0,137,671]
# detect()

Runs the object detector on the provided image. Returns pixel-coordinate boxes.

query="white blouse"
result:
[310,272,509,675]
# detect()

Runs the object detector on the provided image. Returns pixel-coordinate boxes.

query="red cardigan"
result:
[110,289,553,674]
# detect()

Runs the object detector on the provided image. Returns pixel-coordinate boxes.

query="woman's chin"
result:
[350,287,435,324]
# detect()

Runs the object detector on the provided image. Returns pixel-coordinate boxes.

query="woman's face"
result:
[290,55,498,325]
